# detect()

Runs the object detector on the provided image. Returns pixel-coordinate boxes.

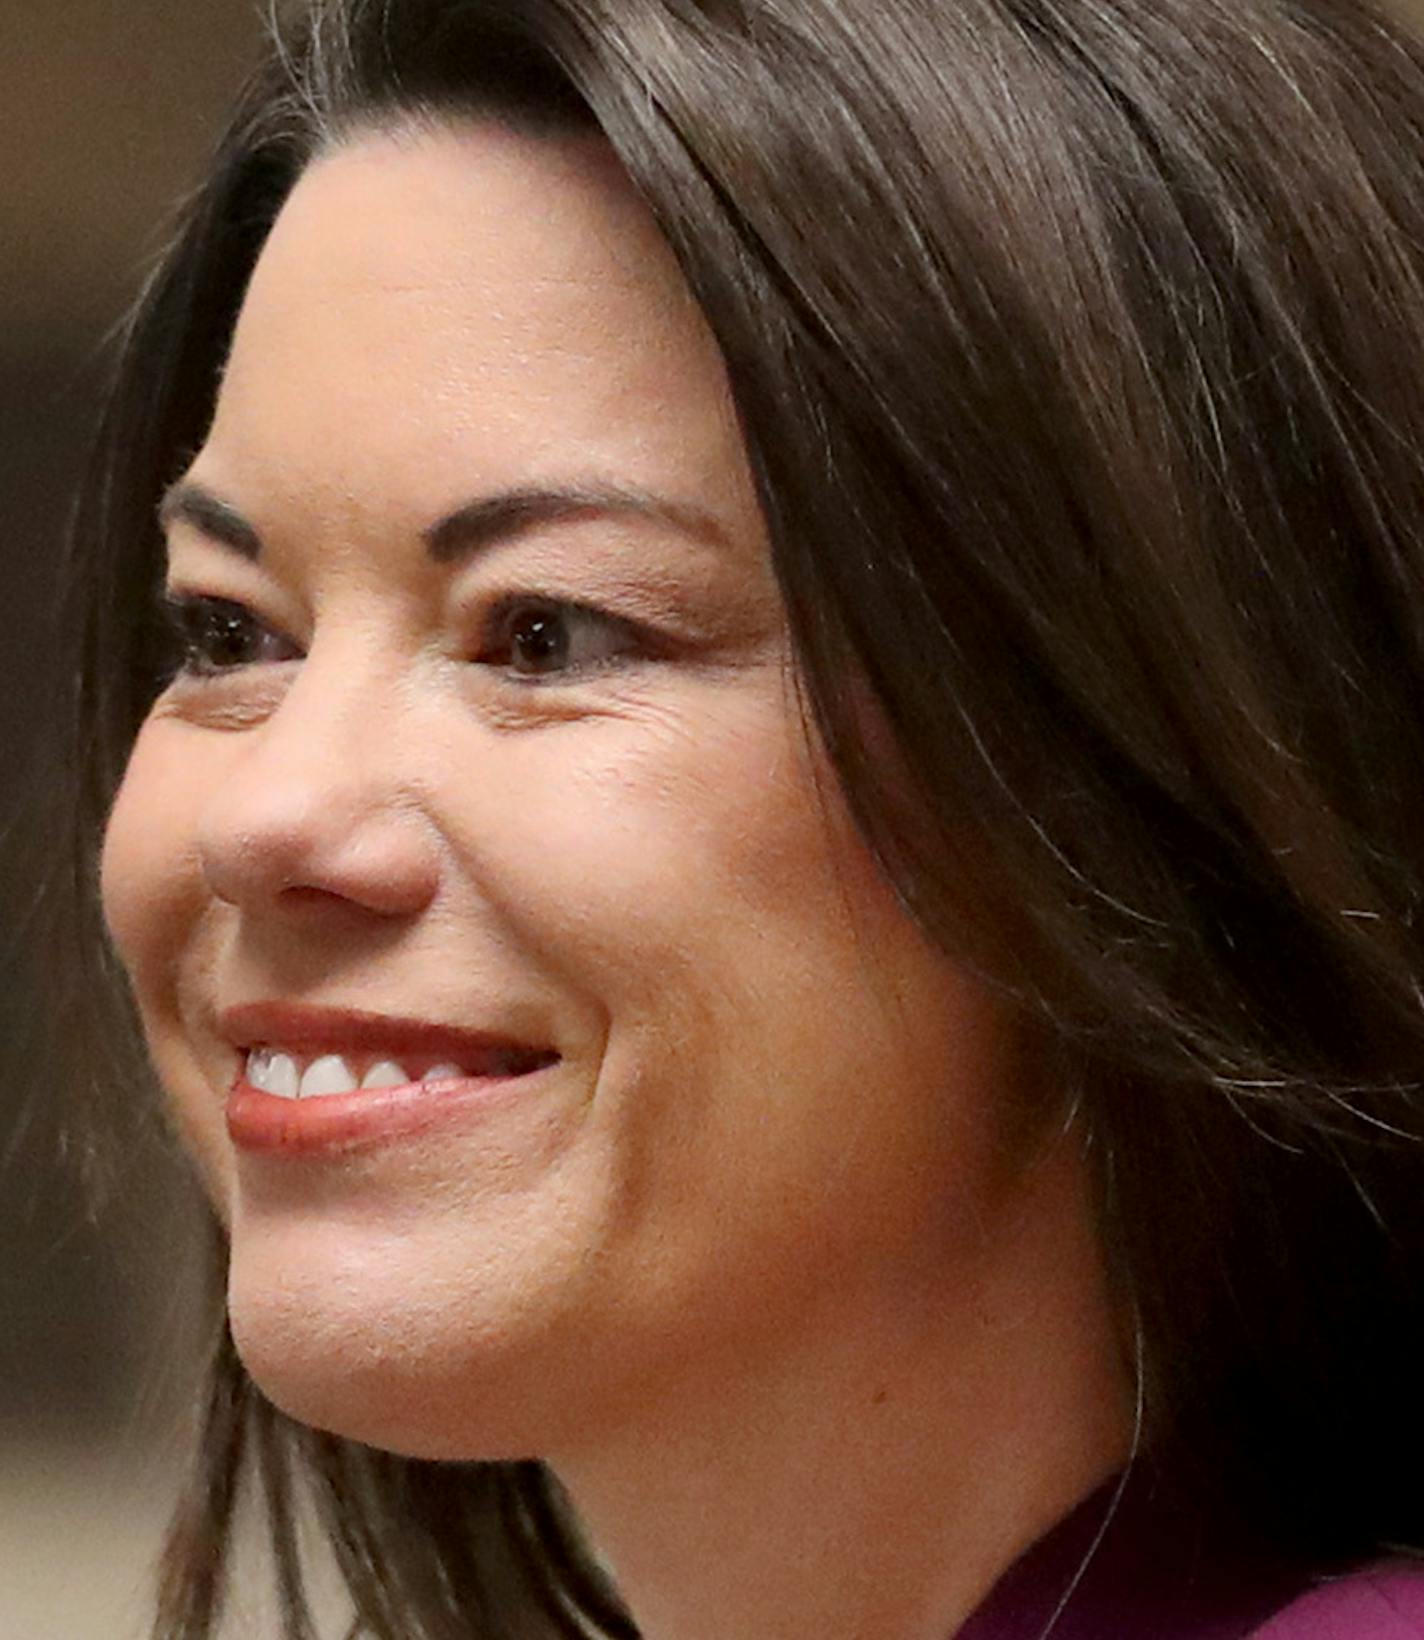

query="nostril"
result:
[281,885,356,908]
[272,880,435,924]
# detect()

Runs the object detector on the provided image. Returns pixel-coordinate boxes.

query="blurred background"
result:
[1,3,261,1634]
[4,0,1424,1636]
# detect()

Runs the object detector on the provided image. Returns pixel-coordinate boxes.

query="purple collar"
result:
[956,1468,1312,1640]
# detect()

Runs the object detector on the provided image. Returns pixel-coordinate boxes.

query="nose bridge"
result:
[197,632,440,917]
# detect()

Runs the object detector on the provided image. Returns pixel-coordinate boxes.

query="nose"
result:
[195,639,441,922]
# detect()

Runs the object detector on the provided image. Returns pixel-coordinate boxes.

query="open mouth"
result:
[242,1044,559,1101]
[219,1002,565,1151]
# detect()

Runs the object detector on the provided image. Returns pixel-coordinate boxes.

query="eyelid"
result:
[158,584,284,628]
[483,592,648,640]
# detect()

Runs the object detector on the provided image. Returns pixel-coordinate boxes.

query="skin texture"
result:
[100,123,1130,1640]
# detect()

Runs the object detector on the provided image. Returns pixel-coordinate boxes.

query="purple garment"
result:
[956,1469,1424,1639]
[1253,1571,1424,1639]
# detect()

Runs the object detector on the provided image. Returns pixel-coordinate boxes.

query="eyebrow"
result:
[157,479,735,564]
[158,484,263,559]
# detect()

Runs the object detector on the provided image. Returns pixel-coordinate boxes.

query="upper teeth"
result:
[245,1049,466,1101]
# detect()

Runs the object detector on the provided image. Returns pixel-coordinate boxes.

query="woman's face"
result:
[100,122,1025,1460]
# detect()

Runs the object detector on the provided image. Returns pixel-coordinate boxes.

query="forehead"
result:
[244,118,691,323]
[197,121,749,538]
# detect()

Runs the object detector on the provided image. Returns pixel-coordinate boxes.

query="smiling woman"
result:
[55,1,1424,1638]
[103,127,1020,1499]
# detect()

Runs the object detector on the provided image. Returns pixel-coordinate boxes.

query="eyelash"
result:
[154,590,657,685]
[156,593,300,680]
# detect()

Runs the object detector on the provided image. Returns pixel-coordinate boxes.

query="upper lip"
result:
[217,1000,558,1067]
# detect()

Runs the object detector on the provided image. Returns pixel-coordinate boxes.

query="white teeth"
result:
[244,1049,481,1099]
[248,1048,300,1100]
[360,1059,411,1090]
[298,1054,360,1099]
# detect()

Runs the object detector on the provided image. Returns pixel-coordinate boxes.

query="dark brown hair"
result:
[53,0,1424,1633]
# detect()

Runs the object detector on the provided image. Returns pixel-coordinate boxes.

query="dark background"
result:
[1,3,260,1632]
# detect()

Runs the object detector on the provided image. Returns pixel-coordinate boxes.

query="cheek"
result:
[99,725,209,975]
[99,725,237,1198]
[449,693,833,1024]
[473,688,924,1038]
[464,690,1002,1239]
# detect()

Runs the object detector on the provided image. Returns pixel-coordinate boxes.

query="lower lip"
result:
[226,1065,556,1155]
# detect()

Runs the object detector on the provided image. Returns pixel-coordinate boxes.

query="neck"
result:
[550,1132,1133,1640]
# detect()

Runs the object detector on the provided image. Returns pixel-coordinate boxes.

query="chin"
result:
[229,1297,556,1462]
[223,1226,602,1462]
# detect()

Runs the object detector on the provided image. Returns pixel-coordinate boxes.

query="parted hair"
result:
[52,0,1424,1634]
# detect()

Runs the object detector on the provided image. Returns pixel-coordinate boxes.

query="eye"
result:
[478,597,649,679]
[157,592,301,679]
